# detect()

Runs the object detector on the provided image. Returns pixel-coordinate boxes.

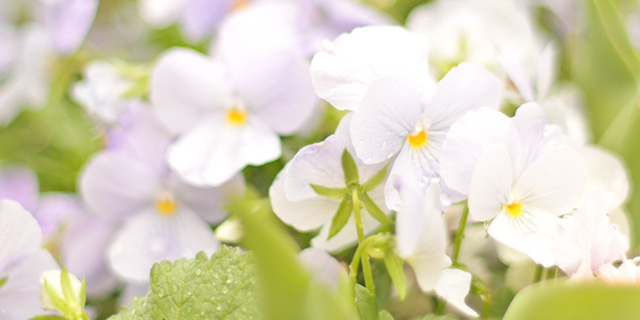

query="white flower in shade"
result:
[350,62,501,209]
[41,0,98,55]
[80,104,243,284]
[270,114,390,253]
[0,24,53,126]
[72,60,138,125]
[299,247,347,290]
[598,257,640,284]
[553,191,628,276]
[468,143,586,267]
[441,103,567,198]
[310,25,432,111]
[394,176,477,318]
[0,200,59,319]
[407,0,537,75]
[151,29,316,186]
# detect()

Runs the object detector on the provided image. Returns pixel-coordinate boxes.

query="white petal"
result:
[167,115,281,187]
[468,144,513,222]
[536,43,557,100]
[434,268,478,318]
[580,145,630,210]
[440,108,511,195]
[0,200,42,268]
[138,0,186,27]
[425,62,501,131]
[310,25,432,111]
[151,48,233,135]
[270,168,339,232]
[0,166,39,213]
[513,147,586,214]
[488,207,560,267]
[107,207,219,284]
[299,247,345,290]
[351,76,425,164]
[311,212,380,253]
[46,0,98,55]
[0,250,58,319]
[80,151,159,219]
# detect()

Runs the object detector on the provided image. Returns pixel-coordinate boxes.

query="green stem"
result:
[348,236,377,299]
[452,204,470,264]
[352,189,375,295]
[481,295,491,319]
[533,265,544,283]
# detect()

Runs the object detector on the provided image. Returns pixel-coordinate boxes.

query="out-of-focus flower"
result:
[598,257,640,284]
[80,104,243,284]
[394,177,477,318]
[310,25,432,111]
[151,26,316,186]
[351,63,501,209]
[72,61,141,125]
[270,114,389,252]
[407,0,537,77]
[299,247,347,290]
[0,200,59,319]
[553,191,628,276]
[0,166,40,213]
[41,0,99,55]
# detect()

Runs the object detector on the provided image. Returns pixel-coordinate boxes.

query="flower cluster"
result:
[0,0,639,319]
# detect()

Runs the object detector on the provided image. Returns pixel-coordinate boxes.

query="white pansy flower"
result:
[395,176,477,318]
[351,62,501,209]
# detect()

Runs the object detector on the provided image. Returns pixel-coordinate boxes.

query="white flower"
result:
[40,269,82,311]
[598,257,640,284]
[0,200,59,319]
[553,191,628,276]
[395,176,477,318]
[151,41,316,186]
[270,114,389,253]
[310,25,432,111]
[351,62,501,209]
[72,60,138,125]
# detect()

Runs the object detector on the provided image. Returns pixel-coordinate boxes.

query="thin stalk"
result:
[352,189,375,295]
[481,295,491,319]
[452,204,470,264]
[533,265,544,283]
[348,236,377,299]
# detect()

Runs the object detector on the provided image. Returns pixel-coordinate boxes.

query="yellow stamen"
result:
[408,130,427,148]
[156,198,177,216]
[226,109,247,126]
[504,202,522,218]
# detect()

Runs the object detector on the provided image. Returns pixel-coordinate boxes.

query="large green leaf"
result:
[108,247,258,320]
[503,282,640,320]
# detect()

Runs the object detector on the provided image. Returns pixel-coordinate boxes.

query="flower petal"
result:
[0,166,39,213]
[434,268,478,318]
[513,147,586,215]
[351,76,425,164]
[45,0,98,55]
[167,115,281,187]
[468,144,514,222]
[425,62,501,131]
[0,200,43,267]
[151,48,233,135]
[310,25,432,111]
[80,151,159,219]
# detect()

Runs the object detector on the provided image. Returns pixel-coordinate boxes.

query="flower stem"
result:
[452,204,469,264]
[349,236,377,299]
[533,265,544,283]
[352,189,375,295]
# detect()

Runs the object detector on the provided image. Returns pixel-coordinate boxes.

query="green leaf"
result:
[44,279,70,314]
[342,149,360,186]
[310,184,347,200]
[79,277,87,311]
[232,194,358,320]
[411,315,459,320]
[383,253,406,300]
[0,276,7,289]
[362,192,393,225]
[363,163,389,191]
[379,310,394,320]
[355,284,379,320]
[108,246,259,320]
[503,282,640,320]
[328,196,354,239]
[60,268,79,308]
[29,315,67,320]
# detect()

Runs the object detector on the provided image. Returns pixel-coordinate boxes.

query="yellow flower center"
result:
[408,130,427,148]
[504,202,522,218]
[226,109,247,126]
[232,0,249,11]
[156,195,177,216]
